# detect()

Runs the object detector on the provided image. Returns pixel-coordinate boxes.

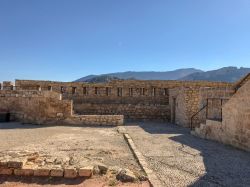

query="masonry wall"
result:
[0,90,72,124]
[194,80,250,152]
[15,79,232,121]
[169,87,201,127]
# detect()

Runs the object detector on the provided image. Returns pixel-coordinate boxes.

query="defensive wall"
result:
[14,79,231,122]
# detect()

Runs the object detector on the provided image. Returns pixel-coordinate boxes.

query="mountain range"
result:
[75,67,250,83]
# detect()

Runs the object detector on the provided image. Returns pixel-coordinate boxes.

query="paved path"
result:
[125,122,250,187]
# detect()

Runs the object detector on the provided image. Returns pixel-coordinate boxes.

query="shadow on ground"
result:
[128,122,250,187]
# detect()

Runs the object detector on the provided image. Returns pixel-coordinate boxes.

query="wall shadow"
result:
[130,122,250,186]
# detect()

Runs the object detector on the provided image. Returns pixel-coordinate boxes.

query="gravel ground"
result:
[125,122,250,187]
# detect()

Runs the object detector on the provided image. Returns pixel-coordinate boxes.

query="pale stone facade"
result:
[192,74,250,152]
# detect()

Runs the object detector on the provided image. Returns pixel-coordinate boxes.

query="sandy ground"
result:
[125,122,250,187]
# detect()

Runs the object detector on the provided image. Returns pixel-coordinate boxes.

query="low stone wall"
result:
[74,103,170,121]
[64,115,124,126]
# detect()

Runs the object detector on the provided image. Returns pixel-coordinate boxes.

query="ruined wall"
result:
[15,80,232,121]
[0,89,124,126]
[0,90,72,124]
[194,80,250,152]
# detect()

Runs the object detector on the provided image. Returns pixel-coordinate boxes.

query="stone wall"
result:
[74,103,170,121]
[15,79,232,121]
[0,90,72,124]
[169,86,234,128]
[169,87,201,127]
[0,89,124,126]
[194,80,250,152]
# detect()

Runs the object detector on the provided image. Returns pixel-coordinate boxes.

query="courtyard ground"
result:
[125,122,250,187]
[0,122,148,187]
[0,122,250,187]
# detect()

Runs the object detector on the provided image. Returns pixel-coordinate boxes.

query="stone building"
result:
[0,75,249,152]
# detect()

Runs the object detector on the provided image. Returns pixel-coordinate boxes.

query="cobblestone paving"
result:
[125,122,250,187]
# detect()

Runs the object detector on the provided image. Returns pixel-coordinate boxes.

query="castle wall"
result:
[15,79,232,121]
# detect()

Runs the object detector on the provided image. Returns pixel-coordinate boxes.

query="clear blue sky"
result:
[0,0,250,82]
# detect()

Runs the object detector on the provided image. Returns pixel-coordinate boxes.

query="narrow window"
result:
[140,88,145,96]
[129,88,133,96]
[72,87,77,94]
[152,88,156,96]
[117,87,122,97]
[48,86,52,91]
[163,88,168,96]
[61,86,64,93]
[83,87,87,95]
[95,87,98,95]
[106,87,111,96]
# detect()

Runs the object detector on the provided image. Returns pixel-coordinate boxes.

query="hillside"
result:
[180,67,250,82]
[75,68,202,82]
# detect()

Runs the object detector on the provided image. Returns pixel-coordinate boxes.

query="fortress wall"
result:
[15,80,232,121]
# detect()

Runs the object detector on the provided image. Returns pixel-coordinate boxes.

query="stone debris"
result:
[0,150,145,183]
[116,169,137,182]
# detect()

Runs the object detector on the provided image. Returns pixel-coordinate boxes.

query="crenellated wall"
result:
[15,79,232,121]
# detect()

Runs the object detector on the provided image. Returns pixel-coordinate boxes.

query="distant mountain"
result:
[83,75,124,83]
[180,67,250,82]
[75,68,202,82]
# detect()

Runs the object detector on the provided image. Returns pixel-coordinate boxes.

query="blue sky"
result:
[0,0,250,82]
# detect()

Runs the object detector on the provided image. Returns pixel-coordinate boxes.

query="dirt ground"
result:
[0,122,142,172]
[0,122,147,186]
[0,175,149,187]
[125,122,250,187]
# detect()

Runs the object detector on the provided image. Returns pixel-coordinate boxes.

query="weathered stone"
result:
[34,168,50,177]
[0,168,13,175]
[14,167,34,176]
[96,163,108,174]
[8,158,26,169]
[116,169,137,182]
[79,166,93,177]
[64,168,78,178]
[50,168,64,177]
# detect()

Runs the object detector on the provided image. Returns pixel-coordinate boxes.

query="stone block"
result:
[0,168,13,175]
[50,168,64,177]
[14,168,34,176]
[64,168,78,178]
[34,168,50,177]
[8,158,26,169]
[79,166,93,177]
